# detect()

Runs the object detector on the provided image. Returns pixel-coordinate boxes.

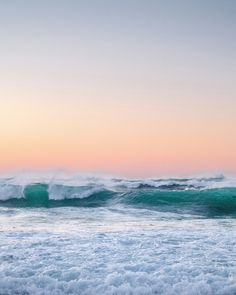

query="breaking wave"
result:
[0,173,236,216]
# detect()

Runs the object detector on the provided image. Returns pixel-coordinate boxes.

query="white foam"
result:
[0,207,236,294]
[48,185,105,200]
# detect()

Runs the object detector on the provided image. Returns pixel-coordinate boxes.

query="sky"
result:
[0,0,235,177]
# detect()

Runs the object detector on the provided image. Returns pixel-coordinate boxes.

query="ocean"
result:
[0,172,236,295]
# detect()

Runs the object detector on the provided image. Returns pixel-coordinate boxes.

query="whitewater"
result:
[0,172,236,295]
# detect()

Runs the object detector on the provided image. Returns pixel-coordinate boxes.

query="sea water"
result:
[0,172,236,294]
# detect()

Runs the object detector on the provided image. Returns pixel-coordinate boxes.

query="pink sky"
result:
[1,96,235,177]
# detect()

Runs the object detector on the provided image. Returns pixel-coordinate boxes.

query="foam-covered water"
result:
[1,172,236,294]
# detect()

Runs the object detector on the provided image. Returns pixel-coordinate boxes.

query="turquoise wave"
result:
[122,188,236,216]
[0,183,236,217]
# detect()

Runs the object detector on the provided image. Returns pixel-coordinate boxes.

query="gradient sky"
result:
[0,0,235,177]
